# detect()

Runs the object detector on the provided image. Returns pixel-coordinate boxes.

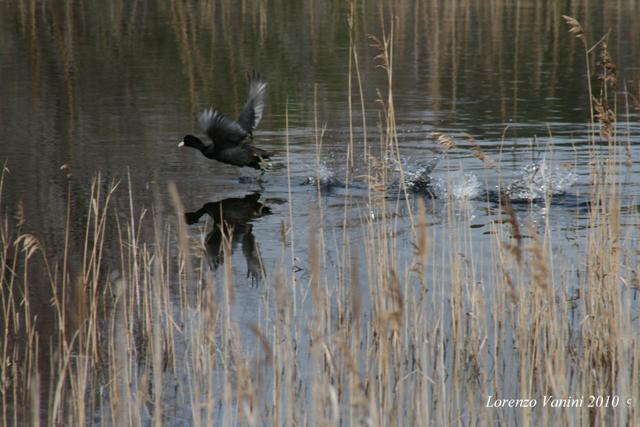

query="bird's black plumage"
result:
[179,72,271,171]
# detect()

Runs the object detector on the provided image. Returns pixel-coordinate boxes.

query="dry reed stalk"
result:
[347,0,370,205]
[562,15,596,144]
[464,133,497,169]
[430,131,457,152]
[503,198,523,265]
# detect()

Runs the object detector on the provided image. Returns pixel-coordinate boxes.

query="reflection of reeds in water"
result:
[1,2,640,426]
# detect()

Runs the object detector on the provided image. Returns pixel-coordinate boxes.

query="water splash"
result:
[301,162,344,189]
[432,173,482,200]
[505,161,576,201]
[401,156,441,192]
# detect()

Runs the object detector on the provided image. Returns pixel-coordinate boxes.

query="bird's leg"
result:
[257,155,272,172]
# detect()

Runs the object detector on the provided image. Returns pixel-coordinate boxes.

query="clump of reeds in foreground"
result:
[0,13,638,427]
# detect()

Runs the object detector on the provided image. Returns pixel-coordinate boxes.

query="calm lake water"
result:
[1,0,640,423]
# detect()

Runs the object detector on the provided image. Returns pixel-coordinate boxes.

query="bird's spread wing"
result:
[199,108,248,148]
[237,71,267,134]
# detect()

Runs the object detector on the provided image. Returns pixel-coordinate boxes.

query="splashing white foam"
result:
[432,173,482,200]
[301,162,342,188]
[505,161,576,201]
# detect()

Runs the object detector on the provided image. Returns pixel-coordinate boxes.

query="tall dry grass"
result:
[0,8,639,427]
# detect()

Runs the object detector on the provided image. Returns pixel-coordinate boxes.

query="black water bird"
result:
[179,72,272,172]
[185,193,272,285]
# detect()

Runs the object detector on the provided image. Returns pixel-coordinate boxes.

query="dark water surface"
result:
[2,1,640,225]
[2,0,640,423]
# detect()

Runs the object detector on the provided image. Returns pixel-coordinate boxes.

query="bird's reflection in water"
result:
[185,193,271,286]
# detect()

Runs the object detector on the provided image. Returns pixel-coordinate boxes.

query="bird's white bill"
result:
[178,141,185,147]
